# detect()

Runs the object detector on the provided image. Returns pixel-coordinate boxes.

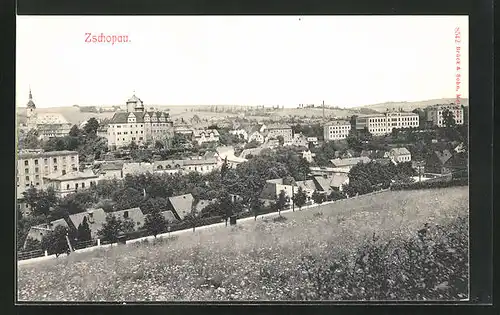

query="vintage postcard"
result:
[16,15,469,302]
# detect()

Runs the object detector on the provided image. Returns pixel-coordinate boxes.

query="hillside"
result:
[18,186,468,301]
[351,98,469,113]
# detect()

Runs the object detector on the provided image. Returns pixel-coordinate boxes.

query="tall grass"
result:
[17,187,468,301]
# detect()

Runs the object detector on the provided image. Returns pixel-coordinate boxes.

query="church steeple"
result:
[27,86,36,109]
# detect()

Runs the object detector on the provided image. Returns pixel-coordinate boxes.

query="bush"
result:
[293,217,468,300]
[391,178,468,191]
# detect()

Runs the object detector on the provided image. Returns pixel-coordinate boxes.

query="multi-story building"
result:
[324,120,351,141]
[193,129,220,145]
[426,104,464,127]
[22,88,72,139]
[44,170,99,198]
[107,93,173,149]
[262,124,293,145]
[389,147,412,164]
[355,111,419,136]
[17,150,79,191]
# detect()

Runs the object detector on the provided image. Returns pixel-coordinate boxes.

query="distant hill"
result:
[351,98,469,113]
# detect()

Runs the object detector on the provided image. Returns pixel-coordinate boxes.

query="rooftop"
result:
[390,147,411,156]
[330,157,371,167]
[43,170,98,181]
[19,150,78,160]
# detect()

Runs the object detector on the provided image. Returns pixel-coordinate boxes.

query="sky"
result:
[16,15,468,108]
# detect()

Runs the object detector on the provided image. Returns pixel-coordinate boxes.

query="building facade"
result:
[23,88,72,139]
[107,93,173,149]
[263,124,293,145]
[389,147,412,164]
[355,111,419,136]
[43,170,99,198]
[17,150,79,192]
[193,129,220,145]
[324,120,351,141]
[426,104,464,127]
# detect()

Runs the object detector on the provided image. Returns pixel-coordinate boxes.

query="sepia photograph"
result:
[16,15,469,302]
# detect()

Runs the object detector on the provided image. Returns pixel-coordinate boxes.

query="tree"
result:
[23,187,59,217]
[442,109,457,128]
[98,214,123,243]
[112,187,144,211]
[69,125,82,137]
[292,186,307,211]
[277,135,285,146]
[154,140,164,150]
[84,118,99,135]
[22,129,41,150]
[220,156,229,180]
[129,140,138,151]
[328,190,346,201]
[312,190,325,204]
[143,208,168,238]
[76,216,92,242]
[41,225,71,257]
[121,218,136,233]
[250,198,263,221]
[23,237,42,251]
[275,190,287,216]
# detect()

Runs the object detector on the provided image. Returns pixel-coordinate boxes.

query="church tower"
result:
[126,91,144,113]
[26,87,38,129]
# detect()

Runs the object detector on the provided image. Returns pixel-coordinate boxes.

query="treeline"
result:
[343,161,416,197]
[390,177,468,191]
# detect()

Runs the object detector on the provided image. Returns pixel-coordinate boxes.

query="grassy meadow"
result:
[17,186,469,301]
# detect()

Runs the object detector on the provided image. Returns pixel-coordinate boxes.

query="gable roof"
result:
[184,158,219,166]
[110,111,170,124]
[43,170,98,181]
[194,199,217,213]
[161,210,179,223]
[330,157,371,167]
[68,208,107,239]
[193,129,220,137]
[112,207,145,230]
[390,147,411,156]
[313,174,349,191]
[295,179,316,191]
[168,194,194,219]
[434,150,453,165]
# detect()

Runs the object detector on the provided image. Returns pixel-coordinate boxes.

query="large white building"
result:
[107,93,173,149]
[23,88,72,139]
[262,124,293,145]
[324,120,351,141]
[17,150,79,214]
[355,111,419,136]
[17,150,79,191]
[426,104,464,127]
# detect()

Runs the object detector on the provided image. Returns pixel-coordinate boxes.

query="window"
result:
[35,175,39,180]
[53,158,57,163]
[124,211,129,219]
[35,167,39,173]
[36,182,40,186]
[82,182,85,188]
[75,183,79,190]
[66,184,70,190]
[25,176,29,181]
[25,168,29,174]
[54,165,58,171]
[44,158,48,164]
[62,170,66,175]
[24,160,29,166]
[34,160,38,165]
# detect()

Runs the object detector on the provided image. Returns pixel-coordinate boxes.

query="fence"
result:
[72,239,98,250]
[17,249,45,261]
